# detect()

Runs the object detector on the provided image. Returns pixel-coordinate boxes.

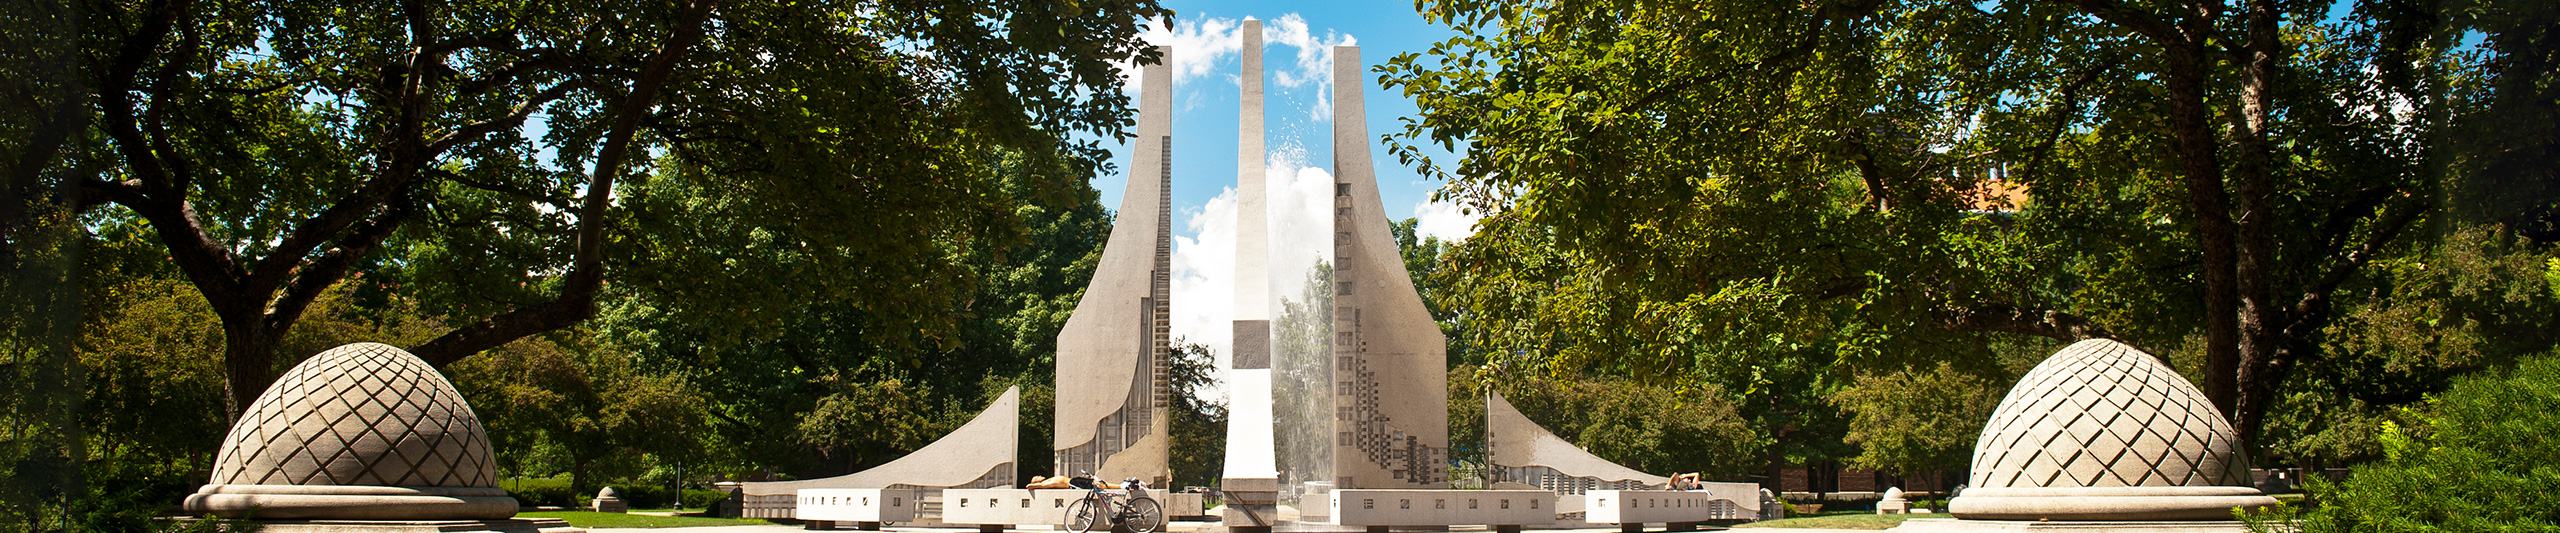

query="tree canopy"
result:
[1382,0,2560,467]
[63,0,1170,418]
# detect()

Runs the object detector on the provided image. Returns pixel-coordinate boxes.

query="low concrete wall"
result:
[795,489,919,526]
[1584,486,1762,526]
[1329,490,1555,528]
[939,489,1207,526]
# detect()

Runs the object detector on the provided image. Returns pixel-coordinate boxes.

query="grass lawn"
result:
[1736,511,1949,530]
[515,510,771,529]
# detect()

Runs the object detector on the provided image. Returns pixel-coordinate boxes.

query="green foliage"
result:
[2546,258,2560,297]
[1380,0,2560,474]
[590,146,1109,483]
[1828,362,2002,477]
[2271,352,2560,532]
[2267,226,2560,465]
[449,333,712,495]
[1167,340,1228,489]
[1450,365,1764,479]
[506,477,578,508]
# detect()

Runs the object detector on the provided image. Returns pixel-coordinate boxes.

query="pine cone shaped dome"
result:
[1969,339,2248,488]
[1944,338,2275,522]
[185,343,515,520]
[207,342,498,487]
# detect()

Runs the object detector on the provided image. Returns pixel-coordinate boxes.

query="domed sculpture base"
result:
[1946,487,2277,521]
[181,485,572,533]
[184,484,520,520]
[172,518,582,533]
[1889,518,2255,533]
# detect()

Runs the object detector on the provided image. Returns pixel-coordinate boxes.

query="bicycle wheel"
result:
[1065,498,1107,533]
[1121,497,1164,533]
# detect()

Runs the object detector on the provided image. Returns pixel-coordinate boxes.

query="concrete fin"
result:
[744,387,1021,495]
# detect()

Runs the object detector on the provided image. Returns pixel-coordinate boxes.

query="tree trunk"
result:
[217,314,277,421]
[571,458,592,504]
[2160,22,2245,422]
[2228,0,2287,458]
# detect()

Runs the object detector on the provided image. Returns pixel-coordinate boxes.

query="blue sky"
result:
[1082,1,1485,373]
[1088,1,1472,238]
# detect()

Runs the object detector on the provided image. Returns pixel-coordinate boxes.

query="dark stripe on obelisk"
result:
[1231,320,1271,369]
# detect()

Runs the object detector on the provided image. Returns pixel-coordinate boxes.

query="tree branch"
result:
[429,81,578,153]
[410,0,720,367]
[1936,303,2115,341]
[266,188,420,336]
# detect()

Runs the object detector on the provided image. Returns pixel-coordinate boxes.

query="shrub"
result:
[604,485,730,510]
[504,477,575,508]
[2268,352,2560,532]
[683,488,732,511]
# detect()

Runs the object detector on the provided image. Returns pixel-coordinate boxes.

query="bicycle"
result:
[1063,476,1163,533]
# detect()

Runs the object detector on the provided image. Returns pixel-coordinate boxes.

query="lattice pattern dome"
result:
[1969,339,2248,488]
[207,342,497,487]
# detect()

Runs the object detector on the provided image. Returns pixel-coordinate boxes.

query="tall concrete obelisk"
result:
[1221,18,1280,533]
[1054,45,1174,488]
[1328,45,1448,489]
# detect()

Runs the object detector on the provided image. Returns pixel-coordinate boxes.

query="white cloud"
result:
[1169,141,1344,403]
[1170,185,1238,399]
[1109,13,1358,122]
[1260,14,1357,121]
[1411,198,1483,244]
[1119,16,1246,97]
[1265,141,1337,291]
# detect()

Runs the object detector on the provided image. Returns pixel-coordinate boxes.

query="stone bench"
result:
[1585,486,1765,532]
[937,488,1206,532]
[1329,490,1556,533]
[794,489,916,530]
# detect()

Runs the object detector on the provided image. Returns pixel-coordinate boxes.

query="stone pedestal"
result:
[592,487,628,513]
[1877,487,1909,515]
[1221,477,1279,533]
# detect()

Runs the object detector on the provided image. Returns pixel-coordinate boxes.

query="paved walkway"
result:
[588,527,1874,533]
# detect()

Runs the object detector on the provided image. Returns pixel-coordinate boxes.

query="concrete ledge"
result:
[941,489,1206,526]
[1328,490,1551,527]
[1948,487,2277,521]
[181,485,517,520]
[795,489,916,524]
[1584,488,1760,525]
[168,518,580,533]
[1888,518,2256,532]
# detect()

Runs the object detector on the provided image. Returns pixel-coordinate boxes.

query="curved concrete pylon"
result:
[743,386,1020,495]
[1053,45,1176,487]
[1486,391,1667,488]
[1329,44,1450,489]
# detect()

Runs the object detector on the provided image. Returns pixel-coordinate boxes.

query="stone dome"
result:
[185,342,514,520]
[1946,339,2274,521]
[207,342,498,487]
[1969,339,2244,488]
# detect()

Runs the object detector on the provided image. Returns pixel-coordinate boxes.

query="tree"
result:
[590,146,1112,482]
[1449,365,1764,480]
[1380,0,2556,460]
[1166,340,1227,489]
[67,0,1170,418]
[1827,362,2002,486]
[2267,350,2560,532]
